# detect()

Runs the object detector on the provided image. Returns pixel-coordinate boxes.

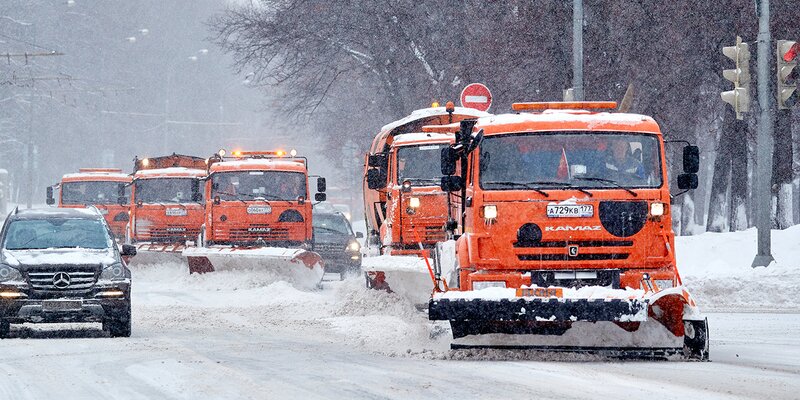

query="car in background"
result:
[0,208,136,338]
[312,210,362,277]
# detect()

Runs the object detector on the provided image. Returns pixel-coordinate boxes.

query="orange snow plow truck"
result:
[46,168,131,238]
[182,150,326,287]
[125,154,207,264]
[428,101,708,360]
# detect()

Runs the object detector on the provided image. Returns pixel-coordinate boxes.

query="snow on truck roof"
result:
[476,110,661,135]
[380,106,491,133]
[210,158,307,173]
[134,167,206,178]
[62,171,131,181]
[392,132,454,146]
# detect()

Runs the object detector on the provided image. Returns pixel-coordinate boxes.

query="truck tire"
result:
[106,304,132,338]
[0,320,10,339]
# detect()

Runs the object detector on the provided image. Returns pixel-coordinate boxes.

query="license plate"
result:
[247,205,272,214]
[166,208,188,216]
[42,300,83,312]
[546,204,593,218]
[516,288,564,298]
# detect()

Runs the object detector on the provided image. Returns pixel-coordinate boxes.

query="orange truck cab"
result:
[369,132,454,255]
[363,103,490,254]
[428,102,708,359]
[201,150,326,248]
[47,168,131,238]
[127,154,207,247]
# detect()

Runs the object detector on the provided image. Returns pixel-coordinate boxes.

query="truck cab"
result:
[201,150,325,248]
[371,132,454,255]
[128,155,207,246]
[47,168,131,238]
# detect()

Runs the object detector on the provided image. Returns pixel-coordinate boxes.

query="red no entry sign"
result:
[460,83,492,112]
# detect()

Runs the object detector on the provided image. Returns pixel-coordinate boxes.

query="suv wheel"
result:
[0,320,10,339]
[105,303,131,338]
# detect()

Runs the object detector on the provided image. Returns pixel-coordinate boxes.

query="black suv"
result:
[0,208,136,338]
[312,211,362,276]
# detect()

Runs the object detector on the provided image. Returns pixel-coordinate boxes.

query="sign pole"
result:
[572,0,584,101]
[752,0,775,268]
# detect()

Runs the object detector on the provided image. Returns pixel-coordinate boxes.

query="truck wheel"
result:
[0,320,10,339]
[683,318,709,360]
[106,304,132,338]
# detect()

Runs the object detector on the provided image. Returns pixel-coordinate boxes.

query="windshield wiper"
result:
[482,181,549,197]
[483,181,595,197]
[573,177,638,197]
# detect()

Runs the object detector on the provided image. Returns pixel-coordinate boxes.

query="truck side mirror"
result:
[191,179,202,202]
[440,175,464,192]
[314,193,327,202]
[317,177,326,193]
[367,153,387,169]
[46,186,55,205]
[367,169,387,190]
[677,173,698,190]
[683,145,700,174]
[441,147,457,176]
[117,183,128,205]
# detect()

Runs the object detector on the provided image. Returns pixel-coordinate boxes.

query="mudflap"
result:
[187,256,215,274]
[683,317,710,361]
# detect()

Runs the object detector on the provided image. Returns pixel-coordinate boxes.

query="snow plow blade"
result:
[428,297,648,323]
[127,243,189,266]
[182,247,324,289]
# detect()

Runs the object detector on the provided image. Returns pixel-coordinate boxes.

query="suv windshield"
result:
[3,218,111,250]
[479,132,662,190]
[61,181,126,205]
[135,177,199,204]
[396,143,446,186]
[212,171,306,201]
[313,214,352,235]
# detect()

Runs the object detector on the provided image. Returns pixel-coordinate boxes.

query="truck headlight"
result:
[483,205,498,220]
[409,197,420,209]
[472,281,506,290]
[99,262,129,281]
[0,264,23,283]
[347,240,360,252]
[650,202,665,216]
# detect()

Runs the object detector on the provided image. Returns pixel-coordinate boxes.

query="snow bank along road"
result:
[0,227,799,400]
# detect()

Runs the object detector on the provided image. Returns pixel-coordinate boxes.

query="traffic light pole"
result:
[752,0,775,268]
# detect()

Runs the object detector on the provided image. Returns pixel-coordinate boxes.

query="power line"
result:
[2,51,64,64]
[0,32,56,52]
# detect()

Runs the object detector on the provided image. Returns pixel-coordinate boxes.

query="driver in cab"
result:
[604,137,644,182]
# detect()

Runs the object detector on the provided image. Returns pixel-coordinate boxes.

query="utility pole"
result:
[752,0,775,268]
[572,0,584,101]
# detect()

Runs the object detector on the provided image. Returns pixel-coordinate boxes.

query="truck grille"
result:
[137,227,200,241]
[217,225,291,242]
[402,223,446,243]
[27,268,97,290]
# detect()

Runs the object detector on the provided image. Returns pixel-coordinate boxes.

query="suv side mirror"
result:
[677,173,698,190]
[683,145,700,174]
[121,244,137,257]
[367,169,387,190]
[46,186,55,205]
[440,175,464,192]
[441,147,457,176]
[317,177,326,193]
[355,232,364,239]
[314,193,327,202]
[367,153,387,169]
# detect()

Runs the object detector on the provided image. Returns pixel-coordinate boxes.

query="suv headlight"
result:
[99,262,130,282]
[0,264,23,283]
[347,240,360,253]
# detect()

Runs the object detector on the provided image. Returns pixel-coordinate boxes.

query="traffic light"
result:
[777,40,798,109]
[721,36,751,120]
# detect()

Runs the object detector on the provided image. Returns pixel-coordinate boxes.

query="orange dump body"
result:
[451,110,677,291]
[128,155,209,245]
[363,106,490,249]
[382,133,454,255]
[203,156,312,247]
[58,169,131,238]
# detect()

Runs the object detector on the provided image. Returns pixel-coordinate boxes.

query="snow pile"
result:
[677,226,800,312]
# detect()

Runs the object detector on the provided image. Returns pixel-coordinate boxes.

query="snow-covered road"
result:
[0,262,798,400]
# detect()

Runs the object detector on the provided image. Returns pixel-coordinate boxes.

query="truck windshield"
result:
[4,218,111,250]
[212,171,306,201]
[61,181,124,205]
[396,143,445,186]
[135,178,198,204]
[479,132,662,190]
[313,214,352,235]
